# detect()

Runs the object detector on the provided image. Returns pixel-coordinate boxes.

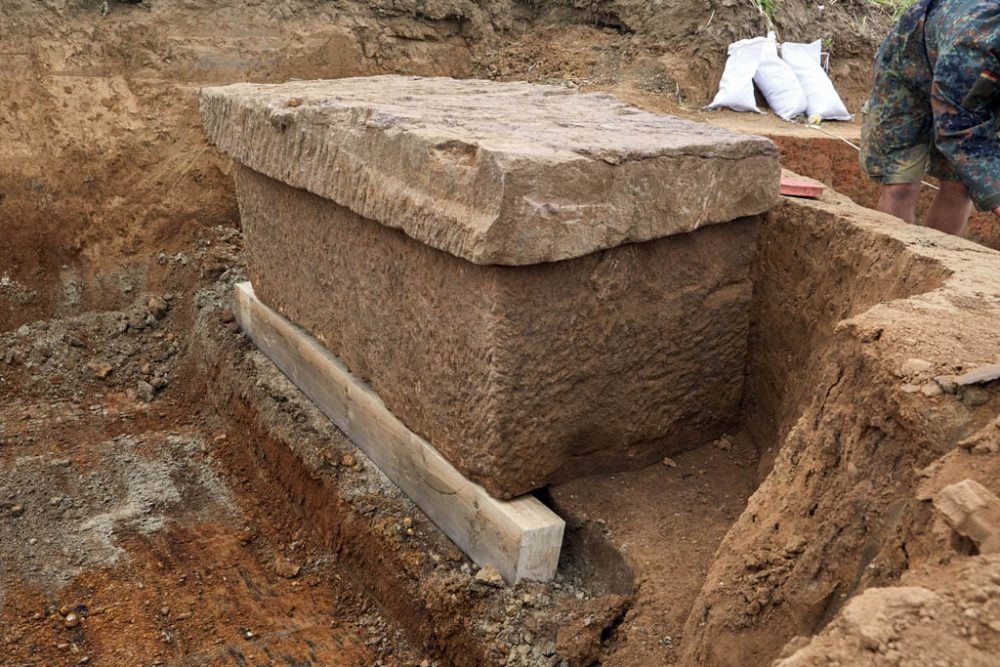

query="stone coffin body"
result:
[201,77,780,498]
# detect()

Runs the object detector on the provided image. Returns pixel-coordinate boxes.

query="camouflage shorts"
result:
[860,3,960,186]
[860,78,959,185]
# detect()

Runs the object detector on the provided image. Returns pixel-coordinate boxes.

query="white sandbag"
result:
[752,33,807,120]
[781,40,852,121]
[707,37,766,113]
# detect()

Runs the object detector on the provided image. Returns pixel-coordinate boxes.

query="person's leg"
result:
[860,28,933,227]
[877,182,921,224]
[923,179,973,235]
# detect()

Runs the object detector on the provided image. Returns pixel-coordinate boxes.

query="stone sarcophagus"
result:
[201,76,779,499]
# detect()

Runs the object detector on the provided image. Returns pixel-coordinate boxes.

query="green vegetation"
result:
[750,0,777,22]
[869,0,918,19]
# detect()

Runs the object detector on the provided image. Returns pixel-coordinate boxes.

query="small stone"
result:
[474,565,504,587]
[662,457,677,468]
[286,97,303,107]
[900,383,921,394]
[220,309,235,324]
[714,435,733,451]
[64,612,80,628]
[146,296,169,320]
[150,376,169,391]
[86,360,113,379]
[935,375,959,394]
[57,642,70,651]
[10,504,24,517]
[973,441,999,455]
[137,380,156,402]
[962,386,990,408]
[79,658,91,665]
[921,383,943,397]
[340,453,356,468]
[901,358,933,376]
[934,479,1000,553]
[274,557,301,579]
[958,435,981,450]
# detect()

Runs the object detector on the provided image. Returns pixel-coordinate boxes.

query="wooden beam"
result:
[234,282,564,584]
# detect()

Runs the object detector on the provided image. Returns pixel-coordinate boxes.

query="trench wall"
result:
[684,190,1000,666]
[742,195,949,457]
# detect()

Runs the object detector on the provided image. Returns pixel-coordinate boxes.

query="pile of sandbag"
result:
[708,32,851,122]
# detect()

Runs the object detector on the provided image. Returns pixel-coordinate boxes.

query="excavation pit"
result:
[5,4,1000,665]
[187,183,1000,665]
[192,77,1000,663]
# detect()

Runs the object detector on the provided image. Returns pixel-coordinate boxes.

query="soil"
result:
[547,432,761,665]
[0,282,419,666]
[2,1,1000,667]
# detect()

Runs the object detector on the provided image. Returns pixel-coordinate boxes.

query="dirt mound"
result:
[776,556,1000,666]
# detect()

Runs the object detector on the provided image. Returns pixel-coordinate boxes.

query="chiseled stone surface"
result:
[202,76,779,265]
[235,166,756,498]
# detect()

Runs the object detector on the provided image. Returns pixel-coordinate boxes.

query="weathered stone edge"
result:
[200,83,781,265]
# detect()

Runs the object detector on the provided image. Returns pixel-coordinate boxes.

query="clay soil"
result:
[2,1,1000,667]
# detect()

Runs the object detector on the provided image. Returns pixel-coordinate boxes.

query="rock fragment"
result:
[474,565,504,587]
[917,382,941,397]
[146,295,169,320]
[137,380,156,402]
[934,375,958,394]
[273,557,301,579]
[933,479,1000,554]
[900,358,933,377]
[956,363,1000,386]
[86,360,113,379]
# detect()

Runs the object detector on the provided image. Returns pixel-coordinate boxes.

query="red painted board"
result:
[779,176,825,199]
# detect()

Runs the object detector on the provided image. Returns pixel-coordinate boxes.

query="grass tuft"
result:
[868,0,918,20]
[750,0,777,22]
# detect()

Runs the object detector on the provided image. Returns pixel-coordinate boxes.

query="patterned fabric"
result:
[861,0,1000,211]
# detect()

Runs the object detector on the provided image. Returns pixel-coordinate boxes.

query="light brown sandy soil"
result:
[547,433,761,665]
[681,189,1000,666]
[775,555,1000,666]
[3,1,1000,666]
